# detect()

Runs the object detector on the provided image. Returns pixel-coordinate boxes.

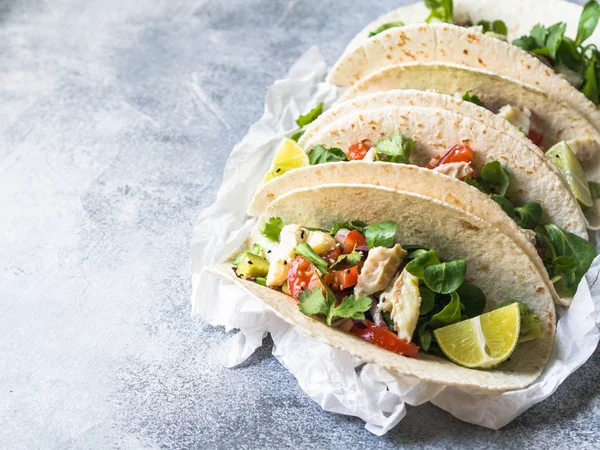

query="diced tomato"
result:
[347,139,373,161]
[527,129,544,147]
[323,266,359,291]
[343,230,366,254]
[287,256,323,299]
[426,144,474,169]
[350,320,419,357]
[323,246,342,266]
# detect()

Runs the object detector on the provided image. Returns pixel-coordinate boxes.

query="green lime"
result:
[433,302,521,369]
[547,141,593,209]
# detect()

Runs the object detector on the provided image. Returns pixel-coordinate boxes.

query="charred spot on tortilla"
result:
[386,54,393,60]
[459,220,480,232]
[266,193,275,201]
[478,57,486,67]
[463,49,469,55]
[466,34,480,44]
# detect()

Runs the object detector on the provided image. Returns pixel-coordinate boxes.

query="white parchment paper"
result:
[191,47,600,435]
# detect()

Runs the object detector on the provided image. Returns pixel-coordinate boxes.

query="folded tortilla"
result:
[328,22,600,134]
[296,93,587,240]
[338,65,600,228]
[208,184,556,391]
[248,162,563,305]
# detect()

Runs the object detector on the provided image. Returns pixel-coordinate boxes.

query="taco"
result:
[207,184,556,391]
[254,90,596,305]
[326,1,600,226]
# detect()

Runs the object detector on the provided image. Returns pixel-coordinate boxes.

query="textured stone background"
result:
[1,0,598,448]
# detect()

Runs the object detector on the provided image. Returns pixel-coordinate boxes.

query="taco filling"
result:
[231,218,544,368]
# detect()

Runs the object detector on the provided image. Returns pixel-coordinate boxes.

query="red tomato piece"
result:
[347,140,373,161]
[426,144,474,169]
[350,320,419,357]
[323,266,359,291]
[527,129,544,147]
[343,230,366,254]
[323,246,342,266]
[287,256,323,299]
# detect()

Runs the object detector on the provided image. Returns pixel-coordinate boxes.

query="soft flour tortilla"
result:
[344,0,594,55]
[297,102,588,239]
[341,63,600,153]
[208,184,556,391]
[247,162,563,305]
[329,18,600,135]
[338,65,600,228]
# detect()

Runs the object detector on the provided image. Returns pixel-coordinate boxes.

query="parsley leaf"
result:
[424,0,454,24]
[363,221,398,248]
[373,134,413,164]
[308,145,348,165]
[296,103,323,127]
[298,287,371,326]
[260,217,286,242]
[369,21,405,37]
[461,90,484,107]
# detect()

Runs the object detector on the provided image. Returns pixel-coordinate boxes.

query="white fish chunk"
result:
[266,224,307,287]
[379,270,422,342]
[355,244,406,296]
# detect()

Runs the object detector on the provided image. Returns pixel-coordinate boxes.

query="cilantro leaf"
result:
[373,134,413,164]
[330,220,367,236]
[369,21,405,37]
[298,288,330,317]
[331,247,363,269]
[461,90,484,107]
[295,243,328,274]
[296,103,323,127]
[330,294,372,323]
[576,0,600,46]
[363,221,398,248]
[424,0,453,24]
[260,217,286,242]
[308,145,348,165]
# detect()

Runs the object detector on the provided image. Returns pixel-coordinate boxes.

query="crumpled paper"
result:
[191,46,600,435]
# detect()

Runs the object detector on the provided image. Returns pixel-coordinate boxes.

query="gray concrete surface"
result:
[0,0,598,448]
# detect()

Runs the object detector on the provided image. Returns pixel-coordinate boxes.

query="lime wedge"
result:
[547,141,593,209]
[262,138,309,183]
[433,302,521,369]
